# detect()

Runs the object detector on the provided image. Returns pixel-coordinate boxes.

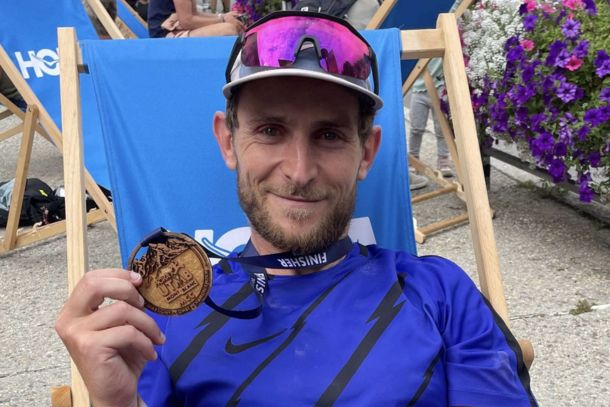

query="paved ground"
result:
[1,108,609,406]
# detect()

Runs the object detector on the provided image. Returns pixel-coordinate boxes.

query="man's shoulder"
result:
[364,245,475,292]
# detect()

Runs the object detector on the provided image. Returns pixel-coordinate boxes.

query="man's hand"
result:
[55,269,165,407]
[222,11,247,32]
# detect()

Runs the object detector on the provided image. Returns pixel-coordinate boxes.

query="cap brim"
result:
[222,68,383,111]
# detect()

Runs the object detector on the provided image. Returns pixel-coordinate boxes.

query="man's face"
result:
[214,77,380,254]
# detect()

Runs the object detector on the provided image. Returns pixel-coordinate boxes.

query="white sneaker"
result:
[409,172,428,190]
[437,156,454,177]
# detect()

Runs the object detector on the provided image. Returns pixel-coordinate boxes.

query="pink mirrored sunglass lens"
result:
[241,16,371,79]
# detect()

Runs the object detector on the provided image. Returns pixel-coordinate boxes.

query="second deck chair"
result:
[57,16,532,406]
[0,0,121,253]
[116,0,149,38]
[368,0,478,243]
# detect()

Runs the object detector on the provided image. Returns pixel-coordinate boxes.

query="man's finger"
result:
[80,301,164,345]
[62,271,144,318]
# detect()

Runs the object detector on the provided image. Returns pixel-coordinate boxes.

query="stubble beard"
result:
[237,175,355,254]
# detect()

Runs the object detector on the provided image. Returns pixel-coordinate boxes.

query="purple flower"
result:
[558,126,573,144]
[546,41,566,66]
[548,159,566,182]
[601,88,610,103]
[555,49,572,68]
[577,125,591,141]
[554,142,568,157]
[573,40,589,58]
[521,64,535,83]
[562,18,581,39]
[579,174,594,202]
[584,108,605,127]
[530,131,555,158]
[515,107,530,126]
[595,50,610,77]
[509,84,535,105]
[523,14,538,31]
[530,113,547,131]
[579,185,594,202]
[506,45,525,63]
[505,36,520,51]
[589,152,601,166]
[583,0,597,15]
[556,81,579,103]
[600,105,610,122]
[519,3,528,15]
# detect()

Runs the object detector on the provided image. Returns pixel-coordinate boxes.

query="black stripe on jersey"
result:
[405,348,443,407]
[226,270,353,406]
[169,282,254,384]
[481,296,538,407]
[316,280,406,406]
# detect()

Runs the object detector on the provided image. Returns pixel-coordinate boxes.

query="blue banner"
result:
[82,29,416,264]
[0,0,111,188]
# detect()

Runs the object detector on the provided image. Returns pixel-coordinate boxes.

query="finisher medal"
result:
[128,231,212,316]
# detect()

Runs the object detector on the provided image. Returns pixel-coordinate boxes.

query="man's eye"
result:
[320,131,339,141]
[261,127,279,137]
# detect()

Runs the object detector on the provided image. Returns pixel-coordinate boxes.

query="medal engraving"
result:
[128,233,212,315]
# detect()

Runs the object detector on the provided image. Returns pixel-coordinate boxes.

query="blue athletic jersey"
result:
[139,244,537,406]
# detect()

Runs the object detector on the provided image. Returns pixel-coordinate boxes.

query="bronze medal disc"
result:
[128,232,212,315]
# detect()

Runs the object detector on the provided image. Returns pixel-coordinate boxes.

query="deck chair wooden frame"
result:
[368,0,478,243]
[0,0,124,254]
[115,0,149,39]
[54,14,533,405]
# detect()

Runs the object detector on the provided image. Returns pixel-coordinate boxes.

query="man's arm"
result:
[55,269,165,407]
[433,258,538,407]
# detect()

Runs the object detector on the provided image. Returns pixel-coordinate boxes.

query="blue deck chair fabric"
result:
[117,0,149,38]
[379,0,456,81]
[0,0,111,188]
[82,28,416,264]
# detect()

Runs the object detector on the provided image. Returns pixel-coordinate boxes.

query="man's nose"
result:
[281,137,319,185]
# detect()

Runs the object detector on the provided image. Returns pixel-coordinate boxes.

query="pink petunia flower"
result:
[521,39,535,51]
[525,0,537,12]
[566,55,583,71]
[541,3,556,13]
[562,0,584,10]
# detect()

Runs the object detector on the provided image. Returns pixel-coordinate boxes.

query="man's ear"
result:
[213,111,237,170]
[357,125,381,180]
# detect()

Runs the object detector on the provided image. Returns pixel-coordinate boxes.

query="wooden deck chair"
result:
[56,16,532,405]
[368,0,480,243]
[116,0,149,39]
[0,0,123,253]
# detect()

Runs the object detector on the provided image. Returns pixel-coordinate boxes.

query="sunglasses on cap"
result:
[225,11,380,96]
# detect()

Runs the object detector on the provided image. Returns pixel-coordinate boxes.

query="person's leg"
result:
[409,91,430,160]
[407,91,429,190]
[189,22,239,36]
[426,89,453,177]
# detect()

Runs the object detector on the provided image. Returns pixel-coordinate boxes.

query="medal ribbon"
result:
[133,228,353,319]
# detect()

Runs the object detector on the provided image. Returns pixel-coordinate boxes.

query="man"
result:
[55,11,536,407]
[147,0,244,38]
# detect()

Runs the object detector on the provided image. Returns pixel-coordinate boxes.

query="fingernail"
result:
[152,350,158,360]
[160,332,166,343]
[130,271,141,282]
[139,294,145,306]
